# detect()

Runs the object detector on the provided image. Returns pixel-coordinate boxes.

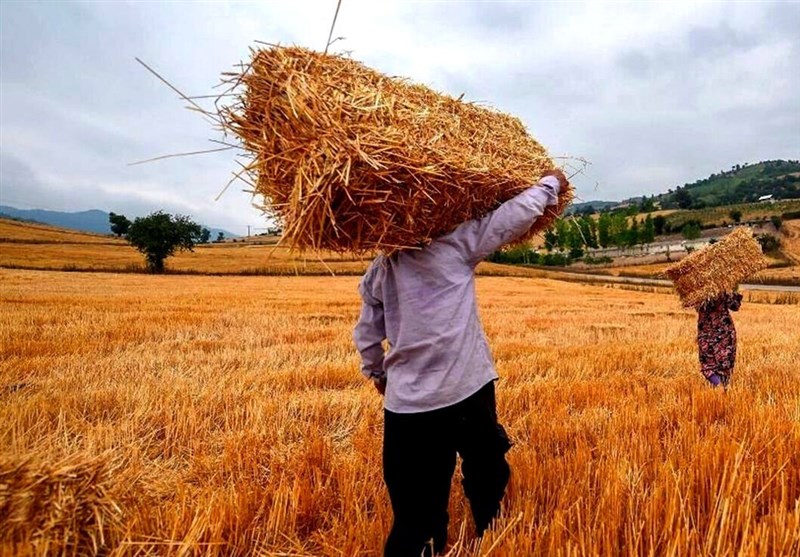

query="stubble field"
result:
[1,269,799,556]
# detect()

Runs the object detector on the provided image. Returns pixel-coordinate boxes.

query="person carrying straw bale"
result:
[664,227,767,389]
[353,169,569,557]
[696,290,743,387]
[213,45,572,554]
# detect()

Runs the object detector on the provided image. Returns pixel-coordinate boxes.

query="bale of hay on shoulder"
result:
[220,46,572,253]
[664,227,768,308]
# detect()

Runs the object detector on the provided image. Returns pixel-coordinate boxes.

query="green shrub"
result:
[582,256,613,265]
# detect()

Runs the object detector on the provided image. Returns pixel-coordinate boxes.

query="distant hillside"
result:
[0,205,237,239]
[0,216,123,244]
[0,206,112,234]
[566,200,618,215]
[656,160,800,209]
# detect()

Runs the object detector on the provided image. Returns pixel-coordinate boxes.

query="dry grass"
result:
[0,239,659,282]
[0,219,123,245]
[0,241,372,275]
[0,221,551,278]
[781,219,800,265]
[2,269,799,556]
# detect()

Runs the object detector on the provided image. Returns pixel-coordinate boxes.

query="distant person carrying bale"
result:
[665,227,768,388]
[217,45,573,555]
[696,291,743,387]
[354,169,569,556]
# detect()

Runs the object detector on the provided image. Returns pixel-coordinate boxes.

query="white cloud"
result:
[1,0,798,230]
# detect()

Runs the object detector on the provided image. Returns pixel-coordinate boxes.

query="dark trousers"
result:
[383,381,512,557]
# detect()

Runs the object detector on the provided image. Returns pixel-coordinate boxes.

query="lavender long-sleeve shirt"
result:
[353,176,561,413]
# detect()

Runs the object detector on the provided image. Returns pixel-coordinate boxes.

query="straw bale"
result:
[0,452,124,553]
[664,227,768,308]
[219,46,572,253]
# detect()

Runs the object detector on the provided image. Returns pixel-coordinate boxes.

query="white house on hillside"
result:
[758,194,774,203]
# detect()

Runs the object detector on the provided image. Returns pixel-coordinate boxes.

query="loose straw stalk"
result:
[664,227,768,308]
[218,46,572,254]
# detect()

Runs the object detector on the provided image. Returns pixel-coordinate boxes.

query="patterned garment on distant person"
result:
[696,291,743,383]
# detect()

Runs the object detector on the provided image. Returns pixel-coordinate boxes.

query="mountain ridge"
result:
[0,205,238,239]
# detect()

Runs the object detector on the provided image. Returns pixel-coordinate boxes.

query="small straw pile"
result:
[219,46,572,253]
[0,452,125,553]
[664,227,768,308]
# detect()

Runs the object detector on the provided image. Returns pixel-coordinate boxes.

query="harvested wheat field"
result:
[0,219,125,245]
[782,220,800,265]
[1,269,799,556]
[0,218,558,278]
[0,241,373,275]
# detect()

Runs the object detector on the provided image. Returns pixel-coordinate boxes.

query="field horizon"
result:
[2,217,799,289]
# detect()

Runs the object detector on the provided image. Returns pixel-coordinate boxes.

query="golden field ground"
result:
[0,218,573,279]
[0,218,372,275]
[0,219,124,245]
[1,269,799,556]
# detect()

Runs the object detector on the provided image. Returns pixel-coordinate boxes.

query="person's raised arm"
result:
[442,170,567,266]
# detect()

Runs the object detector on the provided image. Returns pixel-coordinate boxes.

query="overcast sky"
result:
[1,1,798,234]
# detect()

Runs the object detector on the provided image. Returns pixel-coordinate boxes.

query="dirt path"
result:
[546,270,800,292]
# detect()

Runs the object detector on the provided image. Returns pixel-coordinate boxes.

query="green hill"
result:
[656,160,800,209]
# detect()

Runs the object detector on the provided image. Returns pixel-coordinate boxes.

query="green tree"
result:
[610,214,629,247]
[626,218,640,247]
[216,232,225,243]
[583,216,599,249]
[543,228,558,252]
[675,188,693,209]
[653,215,667,236]
[109,212,131,237]
[681,222,701,240]
[639,196,656,213]
[126,212,202,273]
[555,219,570,250]
[729,209,743,223]
[597,213,612,248]
[642,214,656,244]
[568,220,585,259]
[199,228,211,244]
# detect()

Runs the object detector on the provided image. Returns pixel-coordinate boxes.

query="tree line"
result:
[542,214,659,258]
